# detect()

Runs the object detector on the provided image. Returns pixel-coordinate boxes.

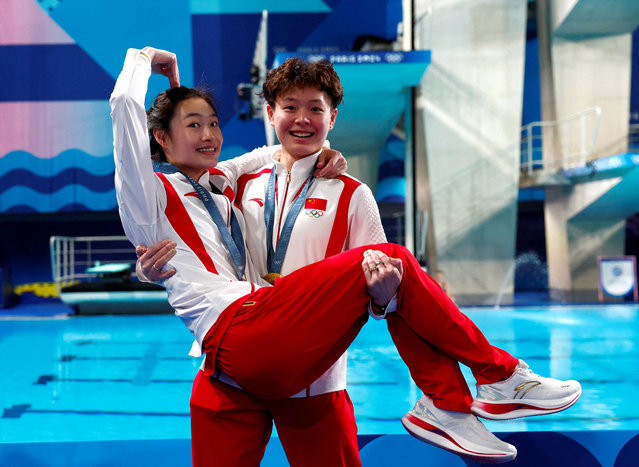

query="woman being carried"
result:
[112,47,582,466]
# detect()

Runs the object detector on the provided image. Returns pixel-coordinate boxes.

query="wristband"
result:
[368,294,398,320]
[370,300,388,314]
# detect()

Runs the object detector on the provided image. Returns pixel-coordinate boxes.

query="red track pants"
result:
[192,243,518,465]
[206,243,517,410]
[190,374,360,467]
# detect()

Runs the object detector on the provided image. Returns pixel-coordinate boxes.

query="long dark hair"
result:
[146,87,218,162]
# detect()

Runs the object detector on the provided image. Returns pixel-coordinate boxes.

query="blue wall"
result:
[0,0,403,289]
[1,0,402,216]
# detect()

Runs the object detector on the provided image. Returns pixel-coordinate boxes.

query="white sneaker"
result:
[471,359,582,420]
[401,395,517,464]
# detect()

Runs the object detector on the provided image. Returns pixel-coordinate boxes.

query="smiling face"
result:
[153,97,223,180]
[267,86,337,168]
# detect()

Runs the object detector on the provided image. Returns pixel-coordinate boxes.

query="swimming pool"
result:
[1,303,637,465]
[350,303,639,435]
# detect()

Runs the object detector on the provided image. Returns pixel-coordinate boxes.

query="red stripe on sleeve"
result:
[208,168,235,202]
[324,176,361,258]
[156,173,219,274]
[208,168,227,177]
[223,186,235,202]
[235,167,273,210]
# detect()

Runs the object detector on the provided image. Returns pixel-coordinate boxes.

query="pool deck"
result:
[1,431,637,466]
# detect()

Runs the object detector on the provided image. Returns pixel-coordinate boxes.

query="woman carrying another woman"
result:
[111,46,581,466]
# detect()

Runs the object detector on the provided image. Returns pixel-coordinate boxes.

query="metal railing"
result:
[629,123,639,151]
[520,107,602,175]
[49,235,136,296]
[412,5,433,51]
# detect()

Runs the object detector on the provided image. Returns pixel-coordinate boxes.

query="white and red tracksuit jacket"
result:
[112,48,387,398]
[111,48,275,349]
[231,153,386,396]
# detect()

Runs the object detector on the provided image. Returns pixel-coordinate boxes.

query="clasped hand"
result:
[361,249,403,306]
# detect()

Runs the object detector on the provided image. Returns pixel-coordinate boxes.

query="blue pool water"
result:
[0,303,637,446]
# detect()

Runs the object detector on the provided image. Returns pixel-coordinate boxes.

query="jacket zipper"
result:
[276,170,291,245]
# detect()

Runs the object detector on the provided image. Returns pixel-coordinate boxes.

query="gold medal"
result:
[263,272,283,284]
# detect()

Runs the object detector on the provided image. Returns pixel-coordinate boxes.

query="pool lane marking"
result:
[33,374,193,385]
[2,404,189,419]
[61,355,191,361]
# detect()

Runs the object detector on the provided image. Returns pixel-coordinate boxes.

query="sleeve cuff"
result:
[139,50,151,63]
[368,294,398,320]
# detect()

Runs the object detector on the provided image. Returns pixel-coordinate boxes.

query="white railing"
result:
[412,5,433,51]
[520,106,602,175]
[49,235,136,296]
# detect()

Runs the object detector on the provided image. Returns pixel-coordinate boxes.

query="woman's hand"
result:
[136,239,177,282]
[362,249,403,306]
[141,47,180,88]
[314,146,347,178]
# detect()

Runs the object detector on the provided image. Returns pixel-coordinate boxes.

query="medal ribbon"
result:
[264,164,313,275]
[155,162,246,279]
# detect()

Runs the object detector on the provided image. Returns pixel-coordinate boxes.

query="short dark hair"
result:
[262,57,343,110]
[146,87,218,162]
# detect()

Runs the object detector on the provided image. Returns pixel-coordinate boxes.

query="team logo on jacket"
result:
[305,198,327,218]
[249,198,264,207]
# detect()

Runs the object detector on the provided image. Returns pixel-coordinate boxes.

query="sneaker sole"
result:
[471,387,582,420]
[401,413,517,464]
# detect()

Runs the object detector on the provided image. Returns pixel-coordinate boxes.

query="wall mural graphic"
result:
[0,0,403,214]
